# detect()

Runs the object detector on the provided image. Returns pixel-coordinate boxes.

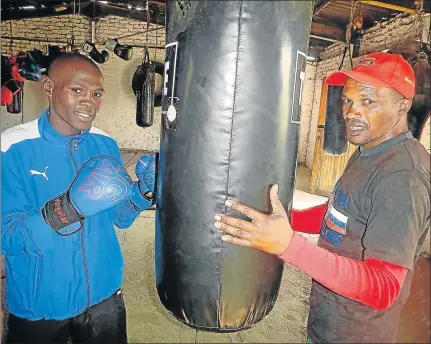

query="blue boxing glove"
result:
[130,152,158,211]
[42,155,134,233]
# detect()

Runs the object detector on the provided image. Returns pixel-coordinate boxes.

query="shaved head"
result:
[48,53,102,78]
[42,53,105,136]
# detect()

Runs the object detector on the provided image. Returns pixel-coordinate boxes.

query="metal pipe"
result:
[310,34,344,44]
[91,20,96,44]
[130,44,165,50]
[115,26,164,40]
[2,35,69,44]
[2,37,166,50]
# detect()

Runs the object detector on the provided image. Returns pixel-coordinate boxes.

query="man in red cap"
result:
[212,52,430,343]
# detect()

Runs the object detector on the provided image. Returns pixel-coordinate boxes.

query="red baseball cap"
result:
[326,52,416,99]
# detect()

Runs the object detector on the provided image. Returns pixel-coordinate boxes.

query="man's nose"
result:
[343,102,361,119]
[80,92,95,106]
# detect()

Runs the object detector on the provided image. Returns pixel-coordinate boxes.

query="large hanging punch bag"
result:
[156,0,313,332]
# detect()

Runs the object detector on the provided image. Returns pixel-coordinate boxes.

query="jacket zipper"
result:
[69,138,91,309]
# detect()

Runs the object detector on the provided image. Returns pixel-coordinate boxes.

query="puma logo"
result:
[30,166,48,181]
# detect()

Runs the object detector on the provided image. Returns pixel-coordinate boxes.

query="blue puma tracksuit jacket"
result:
[1,109,142,321]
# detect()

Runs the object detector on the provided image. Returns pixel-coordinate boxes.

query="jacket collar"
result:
[38,108,91,145]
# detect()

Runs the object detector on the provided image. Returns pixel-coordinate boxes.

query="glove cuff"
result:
[130,182,154,211]
[42,191,83,231]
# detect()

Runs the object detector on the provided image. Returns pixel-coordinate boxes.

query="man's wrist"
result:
[277,231,295,257]
[42,191,83,231]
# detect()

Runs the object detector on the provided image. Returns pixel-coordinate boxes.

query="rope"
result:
[145,0,150,57]
[9,0,13,56]
[154,14,159,61]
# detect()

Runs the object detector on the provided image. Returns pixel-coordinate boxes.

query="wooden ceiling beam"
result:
[313,0,332,17]
[313,15,348,30]
[311,22,346,42]
[359,0,416,14]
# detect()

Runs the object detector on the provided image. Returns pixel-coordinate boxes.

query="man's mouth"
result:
[74,111,94,122]
[346,121,367,135]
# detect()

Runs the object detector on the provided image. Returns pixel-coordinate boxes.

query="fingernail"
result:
[225,200,232,207]
[221,235,228,241]
[214,222,221,229]
[214,215,221,221]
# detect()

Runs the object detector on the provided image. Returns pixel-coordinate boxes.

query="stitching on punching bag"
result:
[218,0,245,329]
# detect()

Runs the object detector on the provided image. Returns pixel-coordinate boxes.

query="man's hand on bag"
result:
[213,184,294,256]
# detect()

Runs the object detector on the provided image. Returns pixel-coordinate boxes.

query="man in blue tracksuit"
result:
[1,53,155,343]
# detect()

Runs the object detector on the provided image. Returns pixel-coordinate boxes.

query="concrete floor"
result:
[1,165,430,343]
[118,211,316,343]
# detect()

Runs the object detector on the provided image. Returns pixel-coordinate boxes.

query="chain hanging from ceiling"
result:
[352,1,363,31]
[9,0,14,56]
[339,0,361,70]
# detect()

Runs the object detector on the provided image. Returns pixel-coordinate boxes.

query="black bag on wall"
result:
[323,85,349,156]
[132,52,164,127]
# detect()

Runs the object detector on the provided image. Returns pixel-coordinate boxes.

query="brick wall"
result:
[359,13,424,56]
[1,15,91,55]
[94,16,165,56]
[1,14,165,151]
[92,16,165,151]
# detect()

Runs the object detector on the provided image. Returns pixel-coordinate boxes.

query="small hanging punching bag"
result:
[323,85,349,156]
[156,0,313,332]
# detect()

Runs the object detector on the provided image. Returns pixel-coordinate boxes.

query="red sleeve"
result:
[279,233,408,310]
[290,202,328,234]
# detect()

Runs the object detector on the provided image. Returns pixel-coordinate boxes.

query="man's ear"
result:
[399,98,412,116]
[41,75,53,97]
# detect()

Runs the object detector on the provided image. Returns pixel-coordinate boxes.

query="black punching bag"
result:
[323,85,349,156]
[156,0,313,332]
